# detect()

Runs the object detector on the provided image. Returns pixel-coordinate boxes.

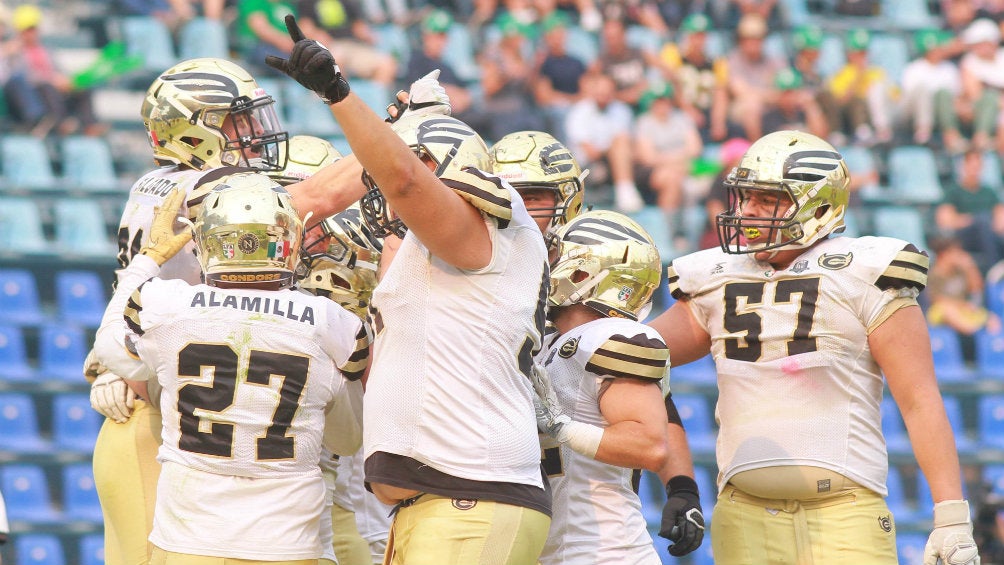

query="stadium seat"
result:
[693,464,717,519]
[0,268,45,325]
[671,394,716,456]
[53,200,117,257]
[372,23,411,69]
[564,24,599,64]
[886,465,920,525]
[635,470,664,526]
[870,206,928,254]
[778,0,812,26]
[15,534,66,565]
[987,280,1004,319]
[78,534,105,565]
[52,393,103,452]
[927,325,973,382]
[626,24,662,53]
[178,17,229,60]
[867,33,909,83]
[55,270,108,327]
[976,329,1004,379]
[816,33,847,78]
[38,323,89,382]
[979,395,1004,449]
[60,135,119,192]
[1,134,56,190]
[444,24,481,84]
[62,463,104,522]
[887,146,944,204]
[282,81,341,137]
[0,196,48,255]
[897,531,928,565]
[119,16,177,73]
[839,145,886,202]
[882,0,940,29]
[351,79,390,114]
[670,354,717,385]
[629,206,674,260]
[0,393,51,452]
[1,464,62,522]
[983,464,1004,496]
[0,323,34,381]
[880,397,911,455]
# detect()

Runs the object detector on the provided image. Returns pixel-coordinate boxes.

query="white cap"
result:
[963,18,1000,45]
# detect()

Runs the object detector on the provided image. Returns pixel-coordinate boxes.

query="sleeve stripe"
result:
[876,249,929,291]
[594,342,670,366]
[441,168,513,225]
[123,284,146,336]
[666,264,683,299]
[586,333,669,380]
[585,358,666,381]
[339,325,371,381]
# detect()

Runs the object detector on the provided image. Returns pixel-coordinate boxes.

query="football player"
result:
[87,57,290,565]
[535,210,670,564]
[267,15,552,564]
[647,130,979,564]
[94,175,369,563]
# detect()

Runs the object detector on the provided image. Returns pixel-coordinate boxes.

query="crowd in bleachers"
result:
[7,0,1004,563]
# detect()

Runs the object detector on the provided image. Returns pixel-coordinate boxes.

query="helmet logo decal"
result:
[416,117,476,174]
[783,150,842,182]
[565,217,648,245]
[162,71,240,104]
[617,286,633,302]
[238,233,260,254]
[790,260,809,273]
[539,142,576,175]
[558,337,579,358]
[223,242,235,258]
[818,252,852,270]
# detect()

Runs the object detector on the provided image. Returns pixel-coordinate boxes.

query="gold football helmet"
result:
[717,130,850,254]
[489,131,586,229]
[194,171,303,289]
[299,205,382,319]
[146,58,288,171]
[268,135,343,186]
[360,114,490,238]
[549,210,661,320]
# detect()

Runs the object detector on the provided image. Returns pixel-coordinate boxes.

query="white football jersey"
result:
[124,277,369,559]
[668,236,929,496]
[364,179,549,487]
[537,317,667,565]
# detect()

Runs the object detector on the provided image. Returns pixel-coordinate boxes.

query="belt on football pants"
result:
[725,485,859,565]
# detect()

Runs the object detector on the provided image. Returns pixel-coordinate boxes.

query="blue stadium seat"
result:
[282,81,341,137]
[178,17,229,59]
[927,325,973,382]
[867,33,910,83]
[60,136,119,192]
[62,463,104,522]
[52,393,103,452]
[839,145,887,202]
[672,394,716,456]
[882,0,940,29]
[983,464,1004,496]
[0,324,34,381]
[870,207,928,254]
[55,270,107,327]
[443,24,481,84]
[629,206,674,261]
[636,470,664,526]
[987,280,1004,319]
[816,33,847,78]
[693,464,717,519]
[2,465,62,522]
[38,323,89,382]
[887,146,944,204]
[119,16,177,73]
[778,0,812,26]
[670,354,717,385]
[897,531,928,565]
[564,24,599,64]
[881,397,911,455]
[79,534,105,565]
[0,268,45,325]
[976,329,1004,379]
[979,395,1004,449]
[351,79,390,114]
[15,534,66,565]
[373,23,411,69]
[1,134,56,190]
[625,24,662,53]
[53,200,117,257]
[0,196,48,255]
[0,393,51,452]
[886,466,919,525]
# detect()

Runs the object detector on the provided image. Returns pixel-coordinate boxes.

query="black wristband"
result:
[666,474,699,496]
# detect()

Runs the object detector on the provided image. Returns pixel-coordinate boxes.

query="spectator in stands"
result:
[761,67,829,139]
[948,18,1004,154]
[565,71,642,212]
[533,10,587,140]
[295,0,398,88]
[725,13,786,141]
[235,0,296,75]
[595,0,671,37]
[824,28,894,146]
[402,9,473,116]
[658,13,735,142]
[633,82,702,215]
[899,28,960,146]
[357,0,410,25]
[789,24,837,133]
[926,235,1001,350]
[593,14,654,110]
[114,0,226,28]
[716,0,779,30]
[697,136,749,249]
[935,149,1004,273]
[5,4,106,137]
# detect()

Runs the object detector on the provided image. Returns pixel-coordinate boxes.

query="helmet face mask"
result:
[299,206,382,318]
[360,114,490,238]
[549,211,661,321]
[716,130,849,255]
[146,58,289,172]
[194,172,303,289]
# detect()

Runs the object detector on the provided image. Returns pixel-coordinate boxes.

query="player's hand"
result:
[140,188,193,266]
[924,500,980,565]
[90,371,136,423]
[660,475,705,556]
[386,70,451,123]
[265,15,350,105]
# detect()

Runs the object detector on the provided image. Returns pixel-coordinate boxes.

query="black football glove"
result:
[265,15,350,105]
[660,475,705,556]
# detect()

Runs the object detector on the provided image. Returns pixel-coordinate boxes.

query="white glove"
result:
[924,500,980,565]
[530,364,603,458]
[387,69,451,122]
[90,372,136,423]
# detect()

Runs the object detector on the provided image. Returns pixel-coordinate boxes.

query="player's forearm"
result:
[657,422,696,483]
[595,421,669,472]
[94,255,158,381]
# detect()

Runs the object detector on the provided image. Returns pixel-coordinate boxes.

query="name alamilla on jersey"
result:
[190,290,316,325]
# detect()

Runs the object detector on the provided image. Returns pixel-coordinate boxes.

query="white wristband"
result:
[561,420,605,459]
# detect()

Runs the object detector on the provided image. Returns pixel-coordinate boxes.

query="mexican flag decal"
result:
[268,240,290,258]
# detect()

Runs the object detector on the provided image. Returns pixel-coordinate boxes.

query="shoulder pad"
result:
[585,332,668,381]
[874,243,928,292]
[440,167,513,227]
[124,281,147,337]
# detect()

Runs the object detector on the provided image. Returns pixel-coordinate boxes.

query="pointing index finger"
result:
[284,14,306,42]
